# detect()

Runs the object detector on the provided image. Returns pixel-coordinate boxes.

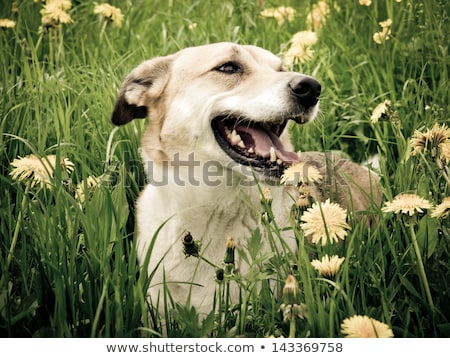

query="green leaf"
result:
[416,215,439,258]
[111,183,129,231]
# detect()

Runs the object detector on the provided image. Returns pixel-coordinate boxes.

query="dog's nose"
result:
[289,76,321,107]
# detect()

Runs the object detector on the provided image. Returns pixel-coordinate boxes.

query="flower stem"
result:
[199,255,218,269]
[99,20,108,41]
[289,316,296,338]
[409,223,434,310]
[441,166,450,187]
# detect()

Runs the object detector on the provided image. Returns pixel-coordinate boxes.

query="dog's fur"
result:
[111,42,381,314]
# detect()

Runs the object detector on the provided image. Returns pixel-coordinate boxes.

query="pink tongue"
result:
[235,125,299,163]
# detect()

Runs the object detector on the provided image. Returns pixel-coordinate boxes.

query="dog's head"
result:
[111,42,320,177]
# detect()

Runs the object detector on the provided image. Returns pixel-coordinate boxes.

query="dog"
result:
[111,42,381,316]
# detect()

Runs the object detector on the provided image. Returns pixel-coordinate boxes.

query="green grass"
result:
[1,0,449,337]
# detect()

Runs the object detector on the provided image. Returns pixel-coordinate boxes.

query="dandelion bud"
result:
[261,211,272,224]
[260,186,274,223]
[282,274,300,305]
[296,194,311,208]
[216,268,225,282]
[296,183,312,208]
[261,186,273,204]
[182,231,199,257]
[224,236,235,264]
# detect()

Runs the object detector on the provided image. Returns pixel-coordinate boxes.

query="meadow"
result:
[0,0,449,337]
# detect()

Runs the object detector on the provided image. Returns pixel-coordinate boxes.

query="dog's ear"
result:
[111,55,173,125]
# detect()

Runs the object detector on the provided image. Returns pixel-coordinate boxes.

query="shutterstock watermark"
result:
[106,151,350,188]
[144,153,269,187]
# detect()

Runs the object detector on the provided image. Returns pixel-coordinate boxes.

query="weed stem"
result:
[409,223,434,311]
[289,316,296,338]
[7,185,29,270]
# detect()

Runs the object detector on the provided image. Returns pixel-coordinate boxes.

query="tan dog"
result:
[111,42,380,314]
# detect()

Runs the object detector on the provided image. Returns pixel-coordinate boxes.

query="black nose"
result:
[288,76,321,107]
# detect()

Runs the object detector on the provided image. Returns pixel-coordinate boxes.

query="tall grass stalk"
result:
[408,220,434,311]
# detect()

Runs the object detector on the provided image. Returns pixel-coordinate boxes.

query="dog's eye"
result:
[216,62,242,74]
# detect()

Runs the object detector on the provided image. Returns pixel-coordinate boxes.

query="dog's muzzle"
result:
[212,76,321,177]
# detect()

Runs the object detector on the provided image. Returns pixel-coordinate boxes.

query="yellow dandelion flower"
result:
[306,1,330,32]
[373,19,392,44]
[41,0,73,26]
[94,3,124,28]
[381,193,432,216]
[379,19,392,28]
[410,131,432,155]
[10,154,74,189]
[260,6,295,25]
[283,31,318,66]
[60,156,74,173]
[260,8,277,19]
[284,45,315,66]
[280,162,322,186]
[274,6,296,23]
[291,31,319,47]
[311,254,345,278]
[300,199,350,246]
[0,19,16,28]
[373,28,391,44]
[431,197,450,219]
[75,175,100,203]
[440,141,450,164]
[359,0,372,6]
[410,123,450,158]
[370,100,392,124]
[341,315,394,338]
[47,0,72,10]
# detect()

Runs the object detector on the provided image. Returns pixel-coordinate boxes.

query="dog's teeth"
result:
[269,147,277,162]
[228,129,243,146]
[237,140,246,148]
[277,158,283,164]
[248,147,254,154]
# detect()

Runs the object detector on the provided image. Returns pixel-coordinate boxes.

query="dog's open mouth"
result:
[212,116,300,176]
